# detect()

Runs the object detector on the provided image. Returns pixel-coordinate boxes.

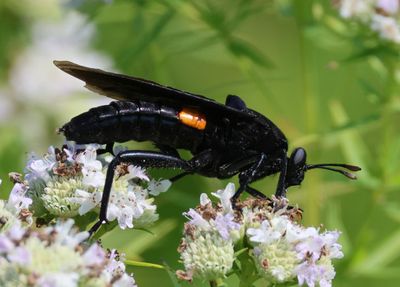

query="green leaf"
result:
[118,8,175,64]
[351,229,400,274]
[227,38,274,68]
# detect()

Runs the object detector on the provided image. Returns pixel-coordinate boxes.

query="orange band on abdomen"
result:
[178,108,207,130]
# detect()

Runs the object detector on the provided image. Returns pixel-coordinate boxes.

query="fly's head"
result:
[285,147,362,188]
[285,148,307,188]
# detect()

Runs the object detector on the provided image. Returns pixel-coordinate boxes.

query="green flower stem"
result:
[237,249,259,287]
[124,260,165,269]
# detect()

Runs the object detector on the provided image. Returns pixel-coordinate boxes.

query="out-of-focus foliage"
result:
[1,0,400,286]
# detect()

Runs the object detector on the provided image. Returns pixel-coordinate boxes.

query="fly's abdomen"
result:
[60,100,204,151]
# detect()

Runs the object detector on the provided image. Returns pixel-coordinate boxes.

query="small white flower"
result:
[321,231,344,259]
[339,0,374,19]
[147,179,171,196]
[72,189,102,215]
[113,273,138,287]
[6,183,32,214]
[247,219,284,244]
[117,206,135,229]
[81,169,106,188]
[48,219,89,248]
[200,193,211,206]
[371,14,400,43]
[126,165,149,181]
[76,145,103,172]
[211,183,235,213]
[36,273,80,287]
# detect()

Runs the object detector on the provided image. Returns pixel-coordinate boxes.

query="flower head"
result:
[0,219,137,287]
[25,144,169,230]
[177,184,343,286]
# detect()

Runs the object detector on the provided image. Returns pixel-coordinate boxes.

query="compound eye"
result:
[291,147,307,166]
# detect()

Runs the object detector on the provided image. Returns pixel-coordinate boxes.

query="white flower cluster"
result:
[25,144,170,230]
[177,183,343,287]
[336,0,400,44]
[0,217,137,287]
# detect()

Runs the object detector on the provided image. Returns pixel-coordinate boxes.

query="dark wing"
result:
[53,60,255,121]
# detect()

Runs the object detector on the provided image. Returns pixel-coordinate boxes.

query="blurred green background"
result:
[1,0,400,286]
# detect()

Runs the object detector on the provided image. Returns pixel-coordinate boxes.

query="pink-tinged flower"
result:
[83,243,106,266]
[113,273,138,287]
[0,234,14,253]
[295,260,336,287]
[214,213,241,240]
[106,249,126,275]
[295,229,343,262]
[377,0,399,14]
[7,246,31,264]
[25,147,57,182]
[320,231,344,259]
[183,208,210,229]
[295,228,325,262]
[7,222,25,241]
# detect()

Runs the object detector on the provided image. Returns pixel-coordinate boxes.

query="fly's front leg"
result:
[246,185,267,199]
[228,153,268,204]
[89,150,192,236]
[274,152,288,197]
[97,143,115,155]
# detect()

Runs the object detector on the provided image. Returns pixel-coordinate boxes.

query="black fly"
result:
[54,61,361,234]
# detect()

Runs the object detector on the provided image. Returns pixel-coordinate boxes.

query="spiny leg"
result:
[89,151,192,235]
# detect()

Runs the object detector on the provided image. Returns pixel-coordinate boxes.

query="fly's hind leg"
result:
[89,151,192,236]
[89,149,215,236]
